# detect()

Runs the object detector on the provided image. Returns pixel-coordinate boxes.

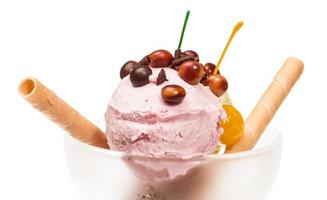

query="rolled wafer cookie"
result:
[18,77,109,149]
[227,57,304,153]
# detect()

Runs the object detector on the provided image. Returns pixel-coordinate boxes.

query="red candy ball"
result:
[178,61,204,85]
[203,63,216,76]
[161,84,186,104]
[207,74,228,97]
[183,50,199,61]
[149,50,173,68]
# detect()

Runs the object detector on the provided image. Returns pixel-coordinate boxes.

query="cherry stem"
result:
[178,10,191,50]
[214,21,243,75]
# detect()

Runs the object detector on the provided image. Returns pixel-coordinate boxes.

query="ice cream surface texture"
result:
[105,68,226,158]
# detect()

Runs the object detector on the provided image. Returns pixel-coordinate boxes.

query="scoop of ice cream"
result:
[105,67,226,158]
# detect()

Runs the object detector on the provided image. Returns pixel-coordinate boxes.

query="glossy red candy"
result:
[178,61,204,85]
[161,84,186,104]
[183,50,199,61]
[203,63,216,76]
[207,74,228,97]
[149,50,173,68]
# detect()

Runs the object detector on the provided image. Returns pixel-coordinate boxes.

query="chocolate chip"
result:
[156,69,168,85]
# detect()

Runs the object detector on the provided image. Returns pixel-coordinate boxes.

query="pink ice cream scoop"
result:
[105,67,226,159]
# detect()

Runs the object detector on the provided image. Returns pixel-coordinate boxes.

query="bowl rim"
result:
[64,127,282,161]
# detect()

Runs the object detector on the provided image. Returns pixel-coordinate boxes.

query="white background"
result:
[1,0,326,199]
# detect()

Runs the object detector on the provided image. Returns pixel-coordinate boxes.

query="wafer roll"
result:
[18,77,109,149]
[227,57,304,153]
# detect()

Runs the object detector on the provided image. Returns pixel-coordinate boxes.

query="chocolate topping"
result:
[171,55,194,67]
[120,61,137,79]
[174,49,182,59]
[138,55,150,65]
[130,65,153,87]
[156,69,168,85]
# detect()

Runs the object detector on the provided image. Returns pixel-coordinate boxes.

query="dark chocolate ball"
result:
[130,65,153,87]
[120,61,137,79]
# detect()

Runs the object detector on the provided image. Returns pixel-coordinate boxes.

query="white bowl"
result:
[64,127,282,200]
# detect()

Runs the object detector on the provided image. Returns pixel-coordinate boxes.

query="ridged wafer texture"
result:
[227,57,304,153]
[18,77,109,149]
